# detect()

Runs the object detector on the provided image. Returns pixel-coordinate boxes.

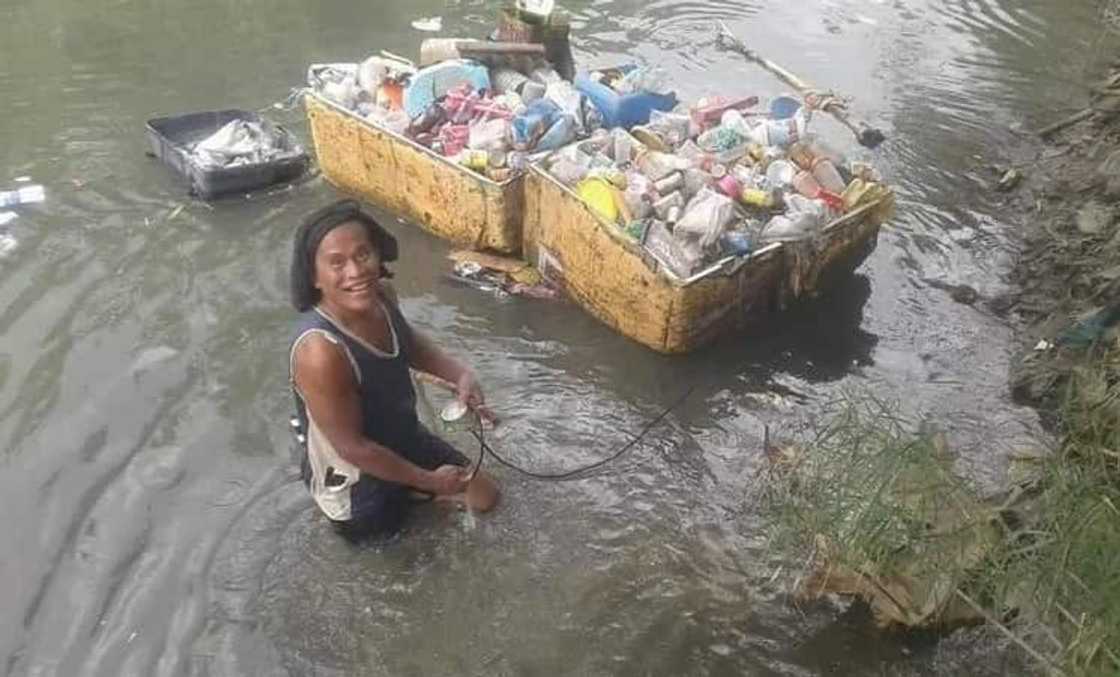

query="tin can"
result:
[652,191,685,219]
[653,171,684,195]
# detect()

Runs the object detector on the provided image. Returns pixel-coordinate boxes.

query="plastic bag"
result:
[648,110,691,146]
[616,66,670,95]
[545,80,585,132]
[642,220,704,279]
[758,196,825,243]
[322,75,360,110]
[674,189,737,250]
[468,118,511,151]
[192,120,280,168]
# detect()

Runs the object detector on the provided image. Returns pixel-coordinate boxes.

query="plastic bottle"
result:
[792,169,822,199]
[809,158,846,194]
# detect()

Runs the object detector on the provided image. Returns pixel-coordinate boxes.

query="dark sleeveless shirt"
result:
[290,301,421,460]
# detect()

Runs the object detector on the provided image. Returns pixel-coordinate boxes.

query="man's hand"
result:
[425,464,470,495]
[456,370,498,424]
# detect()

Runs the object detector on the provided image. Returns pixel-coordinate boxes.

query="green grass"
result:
[762,348,1120,675]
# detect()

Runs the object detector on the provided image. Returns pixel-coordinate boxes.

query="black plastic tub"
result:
[146,109,308,199]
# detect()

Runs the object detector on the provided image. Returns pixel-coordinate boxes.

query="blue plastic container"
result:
[574,70,677,130]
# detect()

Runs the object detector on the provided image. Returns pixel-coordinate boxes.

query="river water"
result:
[0,1,1110,675]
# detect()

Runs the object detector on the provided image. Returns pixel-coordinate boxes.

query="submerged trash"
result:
[1056,303,1120,348]
[0,211,16,226]
[0,184,45,207]
[447,250,559,299]
[0,232,18,259]
[192,119,284,168]
[147,110,308,199]
[995,167,1022,192]
[411,16,443,32]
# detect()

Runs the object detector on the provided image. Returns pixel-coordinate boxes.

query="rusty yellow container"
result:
[304,92,523,254]
[522,165,894,354]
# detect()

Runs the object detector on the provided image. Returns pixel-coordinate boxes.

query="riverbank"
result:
[998,61,1120,675]
[762,62,1120,677]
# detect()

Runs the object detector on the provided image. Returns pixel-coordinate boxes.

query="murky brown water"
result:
[0,0,1110,675]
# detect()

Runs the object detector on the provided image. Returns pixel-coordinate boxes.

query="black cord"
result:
[467,386,694,482]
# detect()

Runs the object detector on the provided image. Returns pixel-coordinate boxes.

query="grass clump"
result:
[763,348,1120,675]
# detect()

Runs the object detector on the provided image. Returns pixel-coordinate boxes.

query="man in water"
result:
[288,200,498,539]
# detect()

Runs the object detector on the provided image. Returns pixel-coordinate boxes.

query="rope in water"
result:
[464,386,694,482]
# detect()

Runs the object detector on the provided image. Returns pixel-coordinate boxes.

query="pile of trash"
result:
[191,119,287,169]
[306,4,677,184]
[309,51,650,182]
[541,94,891,280]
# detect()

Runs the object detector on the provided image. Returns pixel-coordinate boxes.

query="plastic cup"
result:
[792,170,822,199]
[716,175,742,199]
[766,160,797,187]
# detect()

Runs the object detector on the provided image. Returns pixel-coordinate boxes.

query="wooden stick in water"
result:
[715,21,887,149]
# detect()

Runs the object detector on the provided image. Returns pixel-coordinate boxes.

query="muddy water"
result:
[0,0,1108,675]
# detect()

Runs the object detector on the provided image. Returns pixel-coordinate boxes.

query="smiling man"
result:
[287,200,499,540]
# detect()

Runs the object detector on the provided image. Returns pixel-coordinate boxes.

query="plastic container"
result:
[403,60,491,119]
[146,109,308,199]
[716,174,742,199]
[574,71,678,129]
[769,95,802,120]
[765,159,797,187]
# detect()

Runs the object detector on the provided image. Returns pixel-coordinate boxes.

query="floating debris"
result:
[411,16,443,32]
[0,232,18,259]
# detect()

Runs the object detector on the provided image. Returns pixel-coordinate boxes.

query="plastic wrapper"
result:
[673,189,737,249]
[642,220,704,279]
[545,80,585,130]
[648,110,692,146]
[551,158,589,186]
[759,195,826,243]
[192,120,283,168]
[616,66,670,95]
[468,118,511,151]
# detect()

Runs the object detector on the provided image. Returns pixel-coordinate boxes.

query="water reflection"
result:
[0,0,1104,674]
